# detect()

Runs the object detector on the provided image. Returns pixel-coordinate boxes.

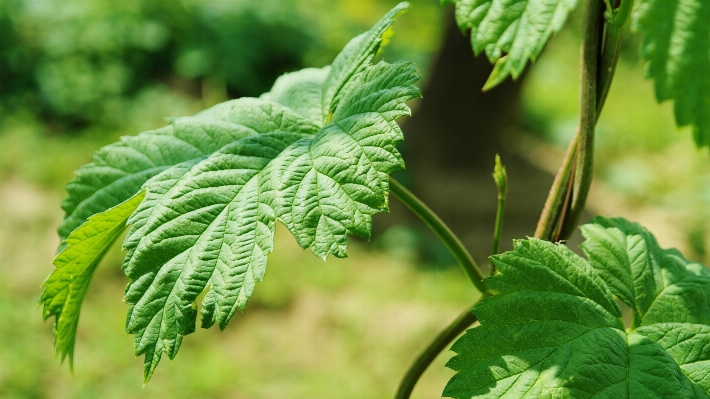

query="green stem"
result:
[597,0,631,116]
[491,198,505,272]
[558,0,605,239]
[394,301,482,399]
[553,153,577,242]
[389,177,492,295]
[536,0,612,241]
[596,29,621,117]
[534,133,579,240]
[490,155,507,273]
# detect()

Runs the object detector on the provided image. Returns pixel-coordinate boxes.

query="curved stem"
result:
[394,302,481,399]
[553,153,577,242]
[389,177,492,295]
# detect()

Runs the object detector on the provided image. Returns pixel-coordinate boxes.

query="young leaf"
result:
[42,2,418,382]
[445,227,710,398]
[447,0,578,90]
[40,192,145,367]
[634,0,710,148]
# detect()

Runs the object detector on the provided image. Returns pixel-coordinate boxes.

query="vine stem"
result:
[534,133,579,240]
[559,0,604,238]
[388,177,492,295]
[394,302,482,399]
[392,157,506,397]
[535,0,612,241]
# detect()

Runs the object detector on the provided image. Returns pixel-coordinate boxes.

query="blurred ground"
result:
[1,0,709,398]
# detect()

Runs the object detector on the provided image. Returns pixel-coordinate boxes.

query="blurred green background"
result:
[0,0,708,398]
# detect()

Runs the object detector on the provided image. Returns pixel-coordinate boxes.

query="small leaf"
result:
[449,0,578,90]
[40,191,145,367]
[634,0,710,147]
[445,225,710,398]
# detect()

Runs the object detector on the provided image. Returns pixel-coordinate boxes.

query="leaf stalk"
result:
[388,177,492,295]
[394,302,482,399]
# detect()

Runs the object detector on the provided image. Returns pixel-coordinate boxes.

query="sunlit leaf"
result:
[445,219,710,398]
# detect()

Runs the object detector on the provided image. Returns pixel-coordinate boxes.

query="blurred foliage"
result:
[0,0,443,188]
[0,0,442,126]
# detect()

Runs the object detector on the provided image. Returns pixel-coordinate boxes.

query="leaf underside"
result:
[449,0,578,90]
[634,0,710,148]
[40,2,420,382]
[445,217,710,398]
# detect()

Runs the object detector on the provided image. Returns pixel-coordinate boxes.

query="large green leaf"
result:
[634,0,710,148]
[125,57,419,383]
[41,2,419,382]
[40,192,145,367]
[447,0,578,90]
[445,220,710,398]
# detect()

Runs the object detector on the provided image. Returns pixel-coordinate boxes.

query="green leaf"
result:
[56,1,409,246]
[40,192,145,367]
[260,67,330,124]
[445,227,710,398]
[448,0,578,90]
[581,217,710,328]
[125,58,419,383]
[636,323,710,396]
[44,2,417,382]
[634,0,710,147]
[57,101,265,246]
